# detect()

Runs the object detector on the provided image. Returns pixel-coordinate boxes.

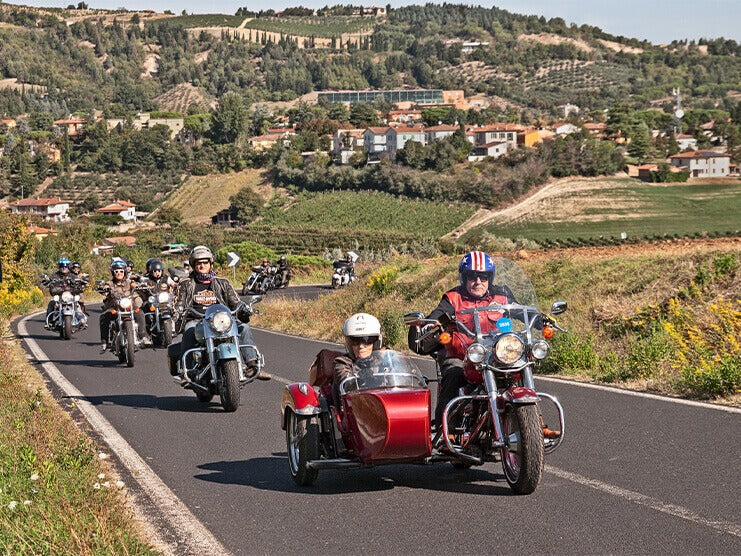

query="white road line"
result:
[18,313,229,556]
[254,328,741,414]
[545,465,741,538]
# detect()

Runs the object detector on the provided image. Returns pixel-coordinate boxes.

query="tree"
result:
[628,121,651,159]
[229,186,263,223]
[349,102,380,127]
[211,93,247,144]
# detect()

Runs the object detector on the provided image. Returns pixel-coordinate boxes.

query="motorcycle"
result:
[97,282,141,367]
[172,296,264,412]
[138,281,176,347]
[281,258,567,494]
[242,266,275,295]
[331,265,354,289]
[42,274,89,339]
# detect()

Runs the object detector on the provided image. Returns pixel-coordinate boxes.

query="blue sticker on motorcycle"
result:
[496,318,512,332]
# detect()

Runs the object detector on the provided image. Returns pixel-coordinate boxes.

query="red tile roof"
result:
[98,200,136,213]
[365,127,390,134]
[582,122,607,131]
[26,225,57,234]
[9,197,70,207]
[425,124,459,132]
[103,236,137,246]
[390,125,424,134]
[670,150,730,159]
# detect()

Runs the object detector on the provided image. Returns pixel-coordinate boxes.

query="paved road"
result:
[15,307,741,555]
[242,284,328,302]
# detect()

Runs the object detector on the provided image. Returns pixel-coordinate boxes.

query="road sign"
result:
[226,252,240,267]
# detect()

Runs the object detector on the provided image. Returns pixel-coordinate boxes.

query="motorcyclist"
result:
[99,259,151,351]
[44,257,73,327]
[332,253,355,282]
[332,313,383,406]
[275,255,290,288]
[143,258,174,290]
[69,261,88,323]
[408,251,518,431]
[125,259,141,281]
[168,245,265,380]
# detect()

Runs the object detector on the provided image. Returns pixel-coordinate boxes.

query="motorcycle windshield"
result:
[461,257,542,337]
[341,350,427,394]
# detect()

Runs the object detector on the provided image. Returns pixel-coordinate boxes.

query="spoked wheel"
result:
[62,315,72,340]
[218,359,240,412]
[501,404,544,495]
[286,410,319,486]
[123,321,135,367]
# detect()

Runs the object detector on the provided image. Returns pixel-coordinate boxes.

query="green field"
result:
[260,191,475,236]
[245,16,375,37]
[464,179,741,243]
[149,14,245,27]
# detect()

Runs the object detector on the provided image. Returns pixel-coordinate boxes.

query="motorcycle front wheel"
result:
[501,404,544,495]
[123,321,136,368]
[286,410,319,486]
[62,315,72,340]
[161,321,173,347]
[218,359,240,412]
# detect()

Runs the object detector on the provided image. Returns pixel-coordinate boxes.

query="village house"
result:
[248,132,291,152]
[212,207,241,227]
[363,126,391,158]
[468,141,509,162]
[97,200,137,222]
[424,124,459,143]
[91,236,137,255]
[386,125,425,154]
[333,128,365,163]
[0,118,17,131]
[8,197,72,221]
[669,150,731,177]
[461,41,489,53]
[53,117,86,136]
[675,134,698,151]
[472,124,521,148]
[517,128,541,148]
[26,225,58,241]
[582,122,607,136]
[552,122,580,135]
[387,109,423,124]
[106,113,184,138]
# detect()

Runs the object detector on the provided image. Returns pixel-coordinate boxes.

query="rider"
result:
[409,251,518,431]
[332,253,355,281]
[275,255,290,288]
[144,258,173,289]
[332,313,383,406]
[69,261,88,323]
[169,245,265,380]
[44,257,73,326]
[99,259,151,351]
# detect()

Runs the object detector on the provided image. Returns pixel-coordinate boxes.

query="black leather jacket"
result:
[176,275,243,332]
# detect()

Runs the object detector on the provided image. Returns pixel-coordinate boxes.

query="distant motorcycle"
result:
[331,264,354,289]
[138,281,175,347]
[42,274,88,340]
[242,266,276,295]
[173,296,264,412]
[97,282,140,367]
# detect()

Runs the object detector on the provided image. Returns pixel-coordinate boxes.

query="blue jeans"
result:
[168,320,258,375]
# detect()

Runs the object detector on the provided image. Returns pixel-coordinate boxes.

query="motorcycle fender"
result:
[501,386,540,405]
[281,383,321,429]
[216,343,239,360]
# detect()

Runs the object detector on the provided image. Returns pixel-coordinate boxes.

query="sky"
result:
[9,1,740,44]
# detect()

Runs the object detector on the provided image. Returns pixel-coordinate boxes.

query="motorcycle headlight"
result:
[494,334,525,365]
[119,297,133,310]
[53,295,60,302]
[157,292,171,303]
[466,343,487,364]
[210,311,233,334]
[148,295,155,303]
[531,340,550,360]
[61,291,73,303]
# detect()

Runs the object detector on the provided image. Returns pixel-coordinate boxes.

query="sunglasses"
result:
[195,260,211,267]
[465,271,490,282]
[348,336,378,345]
[113,270,125,274]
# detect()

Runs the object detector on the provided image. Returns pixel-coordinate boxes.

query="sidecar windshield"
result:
[340,350,427,394]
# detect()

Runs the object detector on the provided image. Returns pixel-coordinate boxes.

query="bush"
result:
[366,265,398,296]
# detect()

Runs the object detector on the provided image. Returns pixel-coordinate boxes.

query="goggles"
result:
[348,336,378,346]
[465,271,490,282]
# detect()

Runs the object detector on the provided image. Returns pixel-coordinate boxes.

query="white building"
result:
[386,125,425,152]
[97,200,137,221]
[8,197,71,221]
[675,134,698,151]
[468,141,509,162]
[425,124,459,143]
[363,127,391,156]
[669,150,731,177]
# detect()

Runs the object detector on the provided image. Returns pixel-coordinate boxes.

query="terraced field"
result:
[163,170,268,224]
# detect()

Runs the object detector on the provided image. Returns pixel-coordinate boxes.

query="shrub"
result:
[366,265,398,296]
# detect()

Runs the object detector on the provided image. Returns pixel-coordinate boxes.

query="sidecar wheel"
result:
[501,404,544,495]
[218,359,240,412]
[286,410,319,486]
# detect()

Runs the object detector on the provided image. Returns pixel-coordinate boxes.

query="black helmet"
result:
[70,261,81,272]
[110,259,127,275]
[148,259,164,273]
[145,258,156,272]
[126,259,134,269]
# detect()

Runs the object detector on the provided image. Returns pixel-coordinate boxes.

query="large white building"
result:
[669,150,731,177]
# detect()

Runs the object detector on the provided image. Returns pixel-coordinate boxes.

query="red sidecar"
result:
[281,349,432,485]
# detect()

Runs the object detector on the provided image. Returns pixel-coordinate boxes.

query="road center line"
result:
[18,313,230,556]
[545,465,741,538]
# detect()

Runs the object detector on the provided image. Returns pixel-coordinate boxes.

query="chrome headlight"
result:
[119,297,133,310]
[494,334,525,365]
[466,343,487,364]
[157,292,171,303]
[61,291,74,303]
[53,294,60,302]
[531,340,550,360]
[210,311,233,334]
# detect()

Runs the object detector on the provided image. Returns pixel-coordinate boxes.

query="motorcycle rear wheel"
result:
[62,315,72,340]
[123,321,135,368]
[218,359,240,412]
[286,410,319,486]
[501,404,544,495]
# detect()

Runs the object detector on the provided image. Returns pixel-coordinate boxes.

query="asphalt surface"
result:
[14,300,741,555]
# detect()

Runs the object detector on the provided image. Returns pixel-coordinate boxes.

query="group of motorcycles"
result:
[42,255,567,494]
[242,264,291,295]
[41,274,90,339]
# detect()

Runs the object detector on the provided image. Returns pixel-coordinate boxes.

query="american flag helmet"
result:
[458,251,495,286]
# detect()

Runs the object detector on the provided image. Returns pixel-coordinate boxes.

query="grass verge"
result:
[0,319,158,554]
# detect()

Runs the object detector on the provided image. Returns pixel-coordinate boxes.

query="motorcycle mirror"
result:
[403,311,424,325]
[250,295,262,304]
[550,301,568,315]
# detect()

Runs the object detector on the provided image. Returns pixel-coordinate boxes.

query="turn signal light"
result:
[111,310,117,315]
[150,305,155,312]
[543,326,555,339]
[439,332,452,345]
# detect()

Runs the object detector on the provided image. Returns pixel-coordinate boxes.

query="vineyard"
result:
[154,83,217,113]
[259,191,475,237]
[244,16,376,38]
[149,14,245,28]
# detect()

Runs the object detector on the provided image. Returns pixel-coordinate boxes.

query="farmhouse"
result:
[363,127,391,158]
[472,124,521,148]
[468,141,509,162]
[669,150,731,177]
[8,197,71,221]
[53,117,86,136]
[386,125,425,153]
[425,124,459,143]
[97,200,137,221]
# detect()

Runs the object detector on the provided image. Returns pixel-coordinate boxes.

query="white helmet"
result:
[343,313,382,355]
